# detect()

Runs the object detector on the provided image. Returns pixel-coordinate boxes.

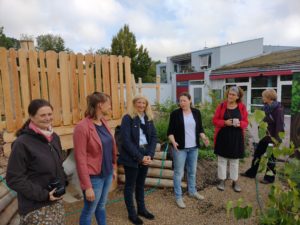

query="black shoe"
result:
[240,172,255,179]
[138,210,155,220]
[260,179,274,184]
[128,216,143,225]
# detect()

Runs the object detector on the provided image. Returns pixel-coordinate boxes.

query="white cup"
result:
[232,118,239,126]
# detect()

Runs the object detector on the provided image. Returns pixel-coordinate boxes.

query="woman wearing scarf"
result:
[6,99,66,225]
[241,89,284,184]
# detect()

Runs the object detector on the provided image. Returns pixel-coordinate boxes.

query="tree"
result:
[111,24,154,82]
[96,47,111,55]
[36,34,69,52]
[0,26,20,49]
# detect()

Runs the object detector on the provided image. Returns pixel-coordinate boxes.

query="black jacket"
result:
[118,114,157,168]
[264,103,285,141]
[167,108,205,149]
[6,128,66,215]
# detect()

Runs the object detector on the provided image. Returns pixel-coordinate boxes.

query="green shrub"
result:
[199,149,216,161]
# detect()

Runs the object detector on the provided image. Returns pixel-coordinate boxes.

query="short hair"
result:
[225,86,244,103]
[85,92,111,119]
[128,94,154,120]
[262,89,277,101]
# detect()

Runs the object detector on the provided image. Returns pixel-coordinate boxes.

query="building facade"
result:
[157,38,299,114]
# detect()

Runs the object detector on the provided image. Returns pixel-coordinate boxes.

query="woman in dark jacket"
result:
[118,94,157,225]
[6,99,66,225]
[167,92,209,209]
[241,88,284,183]
[213,86,248,192]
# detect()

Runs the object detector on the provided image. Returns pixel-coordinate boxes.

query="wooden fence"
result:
[0,47,135,154]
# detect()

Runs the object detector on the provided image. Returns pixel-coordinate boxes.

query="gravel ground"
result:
[64,156,271,225]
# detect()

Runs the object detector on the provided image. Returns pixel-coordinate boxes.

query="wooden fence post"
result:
[138,77,142,94]
[156,75,161,104]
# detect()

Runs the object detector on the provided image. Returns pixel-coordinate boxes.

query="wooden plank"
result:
[69,53,80,123]
[124,56,132,110]
[95,55,102,92]
[77,53,86,118]
[0,192,15,212]
[84,54,95,95]
[0,183,9,199]
[8,213,20,225]
[138,77,142,94]
[118,175,186,188]
[118,56,125,115]
[39,51,49,100]
[46,51,61,126]
[102,55,110,95]
[110,55,120,119]
[131,74,136,96]
[150,159,172,169]
[0,64,4,131]
[0,48,15,131]
[59,52,72,125]
[18,49,30,118]
[0,197,18,225]
[118,166,173,179]
[9,49,23,129]
[28,50,41,99]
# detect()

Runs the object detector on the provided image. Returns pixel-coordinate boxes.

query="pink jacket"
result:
[73,117,117,190]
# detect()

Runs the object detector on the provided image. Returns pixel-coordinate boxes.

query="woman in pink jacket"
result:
[73,92,117,225]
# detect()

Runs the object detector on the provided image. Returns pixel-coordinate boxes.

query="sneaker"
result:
[189,192,205,200]
[175,198,186,209]
[260,179,274,184]
[217,180,225,191]
[232,181,241,192]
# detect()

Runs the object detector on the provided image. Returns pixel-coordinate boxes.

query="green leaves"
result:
[227,198,253,220]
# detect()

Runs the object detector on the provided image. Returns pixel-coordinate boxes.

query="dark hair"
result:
[178,92,191,101]
[16,99,53,136]
[85,92,110,119]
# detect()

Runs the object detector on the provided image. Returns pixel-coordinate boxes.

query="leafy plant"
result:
[227,198,253,223]
[228,109,300,225]
[198,149,216,160]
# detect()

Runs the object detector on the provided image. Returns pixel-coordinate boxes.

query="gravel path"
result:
[65,156,271,225]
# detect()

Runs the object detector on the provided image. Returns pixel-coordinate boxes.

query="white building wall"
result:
[139,83,172,105]
[219,38,263,66]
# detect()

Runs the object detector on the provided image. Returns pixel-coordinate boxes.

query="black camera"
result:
[47,178,66,197]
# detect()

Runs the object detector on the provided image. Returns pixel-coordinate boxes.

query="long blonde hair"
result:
[128,94,154,121]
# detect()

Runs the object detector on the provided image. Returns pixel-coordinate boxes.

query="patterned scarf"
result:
[263,101,279,114]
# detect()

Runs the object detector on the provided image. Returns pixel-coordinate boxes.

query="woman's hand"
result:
[49,188,63,201]
[200,133,210,147]
[142,156,152,165]
[224,119,233,126]
[172,141,179,151]
[85,188,95,202]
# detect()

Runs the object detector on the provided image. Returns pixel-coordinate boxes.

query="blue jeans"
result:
[173,147,198,200]
[80,172,113,225]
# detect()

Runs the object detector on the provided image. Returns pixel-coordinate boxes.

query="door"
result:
[189,85,204,105]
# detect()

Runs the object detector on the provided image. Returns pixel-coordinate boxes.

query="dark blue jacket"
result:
[118,114,157,168]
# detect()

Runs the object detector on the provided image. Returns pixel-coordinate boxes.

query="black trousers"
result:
[123,165,148,217]
[244,136,276,182]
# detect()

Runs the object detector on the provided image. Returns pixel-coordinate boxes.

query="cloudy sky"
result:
[1,0,300,61]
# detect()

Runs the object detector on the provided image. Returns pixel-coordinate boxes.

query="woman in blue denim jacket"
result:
[167,92,209,209]
[118,94,157,225]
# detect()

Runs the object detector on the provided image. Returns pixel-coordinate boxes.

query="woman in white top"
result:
[167,92,209,209]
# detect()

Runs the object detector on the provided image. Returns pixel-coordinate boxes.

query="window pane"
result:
[194,88,202,105]
[281,85,292,114]
[252,76,277,87]
[251,89,264,104]
[280,75,292,81]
